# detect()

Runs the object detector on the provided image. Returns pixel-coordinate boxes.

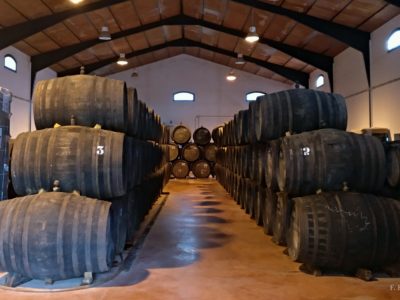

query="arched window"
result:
[246,91,266,102]
[387,28,400,52]
[4,55,17,72]
[316,74,325,88]
[173,91,195,102]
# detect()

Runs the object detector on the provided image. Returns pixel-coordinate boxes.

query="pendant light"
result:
[245,9,259,43]
[99,25,112,41]
[226,70,237,81]
[117,53,128,66]
[235,53,245,65]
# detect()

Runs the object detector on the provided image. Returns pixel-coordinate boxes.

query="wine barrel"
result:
[386,144,400,187]
[109,195,129,255]
[192,160,211,178]
[172,125,191,144]
[272,192,292,245]
[172,160,189,178]
[0,87,11,201]
[278,129,386,196]
[11,126,127,199]
[168,144,179,162]
[262,187,277,235]
[127,87,139,137]
[288,192,400,272]
[237,110,249,145]
[182,143,200,162]
[204,143,218,162]
[254,89,347,141]
[254,185,264,225]
[193,127,211,145]
[0,192,114,281]
[266,139,281,191]
[247,100,259,144]
[212,126,224,146]
[33,75,127,132]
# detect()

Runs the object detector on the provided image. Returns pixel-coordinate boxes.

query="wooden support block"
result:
[81,272,93,285]
[355,268,374,281]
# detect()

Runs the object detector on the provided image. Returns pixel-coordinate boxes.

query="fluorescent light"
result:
[235,53,245,65]
[117,53,128,66]
[99,26,111,41]
[226,70,237,81]
[245,26,259,43]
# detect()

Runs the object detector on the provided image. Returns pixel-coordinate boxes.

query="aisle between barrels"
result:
[0,179,397,300]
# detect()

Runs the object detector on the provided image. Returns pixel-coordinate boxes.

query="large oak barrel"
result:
[254,89,347,141]
[278,129,385,196]
[272,192,292,245]
[168,144,179,162]
[262,187,277,235]
[288,192,400,272]
[182,143,200,162]
[172,160,189,178]
[192,160,211,178]
[11,126,127,199]
[109,196,129,255]
[193,127,211,145]
[0,192,114,281]
[127,87,140,137]
[33,75,127,132]
[172,125,191,144]
[266,139,281,191]
[212,126,224,146]
[0,87,11,200]
[386,144,400,187]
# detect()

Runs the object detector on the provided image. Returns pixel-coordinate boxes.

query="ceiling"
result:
[0,0,399,86]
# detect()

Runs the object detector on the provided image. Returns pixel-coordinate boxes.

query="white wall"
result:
[0,46,56,137]
[311,14,400,136]
[109,54,291,134]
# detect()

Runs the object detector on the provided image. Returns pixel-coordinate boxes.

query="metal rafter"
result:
[0,0,127,50]
[32,15,329,81]
[231,0,371,86]
[57,38,309,87]
[385,0,400,7]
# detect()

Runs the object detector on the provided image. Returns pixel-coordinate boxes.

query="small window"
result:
[316,75,325,88]
[173,91,195,102]
[246,91,266,102]
[387,28,400,52]
[4,55,17,72]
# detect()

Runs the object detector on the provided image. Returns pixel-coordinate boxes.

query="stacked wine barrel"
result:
[215,88,400,276]
[168,125,217,179]
[1,75,171,285]
[0,87,11,200]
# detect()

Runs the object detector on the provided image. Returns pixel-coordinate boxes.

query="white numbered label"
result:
[97,145,105,155]
[301,147,311,156]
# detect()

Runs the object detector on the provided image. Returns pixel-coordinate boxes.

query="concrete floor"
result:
[0,179,399,300]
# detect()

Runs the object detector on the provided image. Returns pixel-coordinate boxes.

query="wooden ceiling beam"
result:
[231,0,371,86]
[58,38,309,87]
[0,0,127,50]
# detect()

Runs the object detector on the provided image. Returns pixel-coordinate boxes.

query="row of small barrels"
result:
[216,166,400,273]
[171,125,212,145]
[33,75,169,143]
[0,87,11,200]
[217,128,389,197]
[0,163,170,283]
[212,89,347,146]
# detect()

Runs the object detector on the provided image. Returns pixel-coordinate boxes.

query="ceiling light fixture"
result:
[245,9,259,43]
[235,53,245,65]
[226,70,237,81]
[117,53,128,66]
[245,26,259,43]
[99,25,112,41]
[70,0,83,4]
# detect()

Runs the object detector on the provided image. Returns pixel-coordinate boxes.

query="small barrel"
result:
[287,192,400,272]
[33,75,127,132]
[168,144,179,161]
[212,126,224,146]
[172,125,191,144]
[11,126,127,199]
[172,160,189,179]
[278,129,386,196]
[193,127,211,145]
[0,192,114,281]
[254,89,347,141]
[272,192,292,245]
[204,143,217,162]
[192,160,211,178]
[182,143,200,162]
